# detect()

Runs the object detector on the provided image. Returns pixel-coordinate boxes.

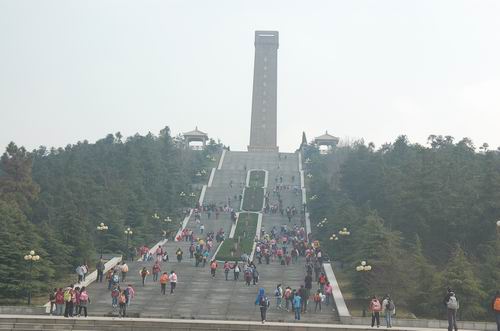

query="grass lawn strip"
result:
[215,213,258,261]
[241,187,264,212]
[248,170,266,188]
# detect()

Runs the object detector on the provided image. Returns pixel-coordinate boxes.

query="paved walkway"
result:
[84,151,338,323]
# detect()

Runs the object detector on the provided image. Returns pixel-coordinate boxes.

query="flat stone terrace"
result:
[84,151,338,323]
[0,315,479,331]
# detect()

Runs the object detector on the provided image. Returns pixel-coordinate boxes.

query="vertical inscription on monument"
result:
[248,31,279,152]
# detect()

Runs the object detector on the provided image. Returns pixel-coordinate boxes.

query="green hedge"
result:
[241,187,264,212]
[248,170,266,188]
[215,213,258,261]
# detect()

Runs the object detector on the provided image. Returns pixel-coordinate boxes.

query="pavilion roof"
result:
[183,126,208,137]
[315,131,339,141]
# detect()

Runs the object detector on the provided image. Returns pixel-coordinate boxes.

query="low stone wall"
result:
[0,314,480,331]
[340,316,497,331]
[0,306,46,315]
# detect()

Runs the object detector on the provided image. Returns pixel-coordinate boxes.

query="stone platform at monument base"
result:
[0,315,482,331]
[340,316,496,331]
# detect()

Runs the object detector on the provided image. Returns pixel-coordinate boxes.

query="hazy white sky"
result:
[1,0,499,152]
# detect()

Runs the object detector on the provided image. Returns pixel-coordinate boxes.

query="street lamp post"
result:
[24,250,40,305]
[96,223,109,258]
[124,227,133,261]
[356,260,372,317]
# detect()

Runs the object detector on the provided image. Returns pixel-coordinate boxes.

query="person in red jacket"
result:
[54,288,65,316]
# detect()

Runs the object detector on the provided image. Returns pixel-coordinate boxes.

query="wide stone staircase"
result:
[76,151,339,323]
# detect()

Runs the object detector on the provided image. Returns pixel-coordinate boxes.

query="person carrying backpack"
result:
[63,286,74,317]
[255,288,270,324]
[369,296,382,327]
[125,284,135,306]
[78,286,90,317]
[55,288,65,316]
[140,267,149,286]
[443,288,459,331]
[111,285,120,309]
[210,260,218,278]
[49,288,56,315]
[160,272,169,295]
[118,290,127,317]
[491,290,500,331]
[313,289,322,312]
[382,294,396,328]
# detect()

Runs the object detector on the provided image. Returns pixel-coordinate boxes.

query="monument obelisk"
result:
[248,31,279,152]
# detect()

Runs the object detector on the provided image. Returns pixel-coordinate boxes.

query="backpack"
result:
[371,300,381,311]
[112,274,119,283]
[494,297,500,312]
[447,296,459,310]
[118,294,126,304]
[386,300,395,311]
[210,262,217,269]
[122,264,129,273]
[64,290,72,302]
[314,294,321,302]
[79,291,88,302]
[259,296,270,307]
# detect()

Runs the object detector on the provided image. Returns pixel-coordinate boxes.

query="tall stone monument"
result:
[248,31,279,152]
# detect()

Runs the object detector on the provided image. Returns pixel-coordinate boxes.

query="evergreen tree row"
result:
[305,135,500,320]
[0,127,222,303]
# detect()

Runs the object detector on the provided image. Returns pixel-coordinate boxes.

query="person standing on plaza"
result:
[78,286,90,317]
[54,288,65,316]
[369,295,382,328]
[443,288,459,331]
[63,286,74,318]
[382,294,395,328]
[491,290,500,331]
[49,288,56,315]
[169,270,178,294]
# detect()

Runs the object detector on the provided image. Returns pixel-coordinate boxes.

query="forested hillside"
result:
[0,127,221,303]
[305,135,500,320]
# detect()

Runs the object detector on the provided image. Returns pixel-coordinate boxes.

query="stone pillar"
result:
[248,31,279,152]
